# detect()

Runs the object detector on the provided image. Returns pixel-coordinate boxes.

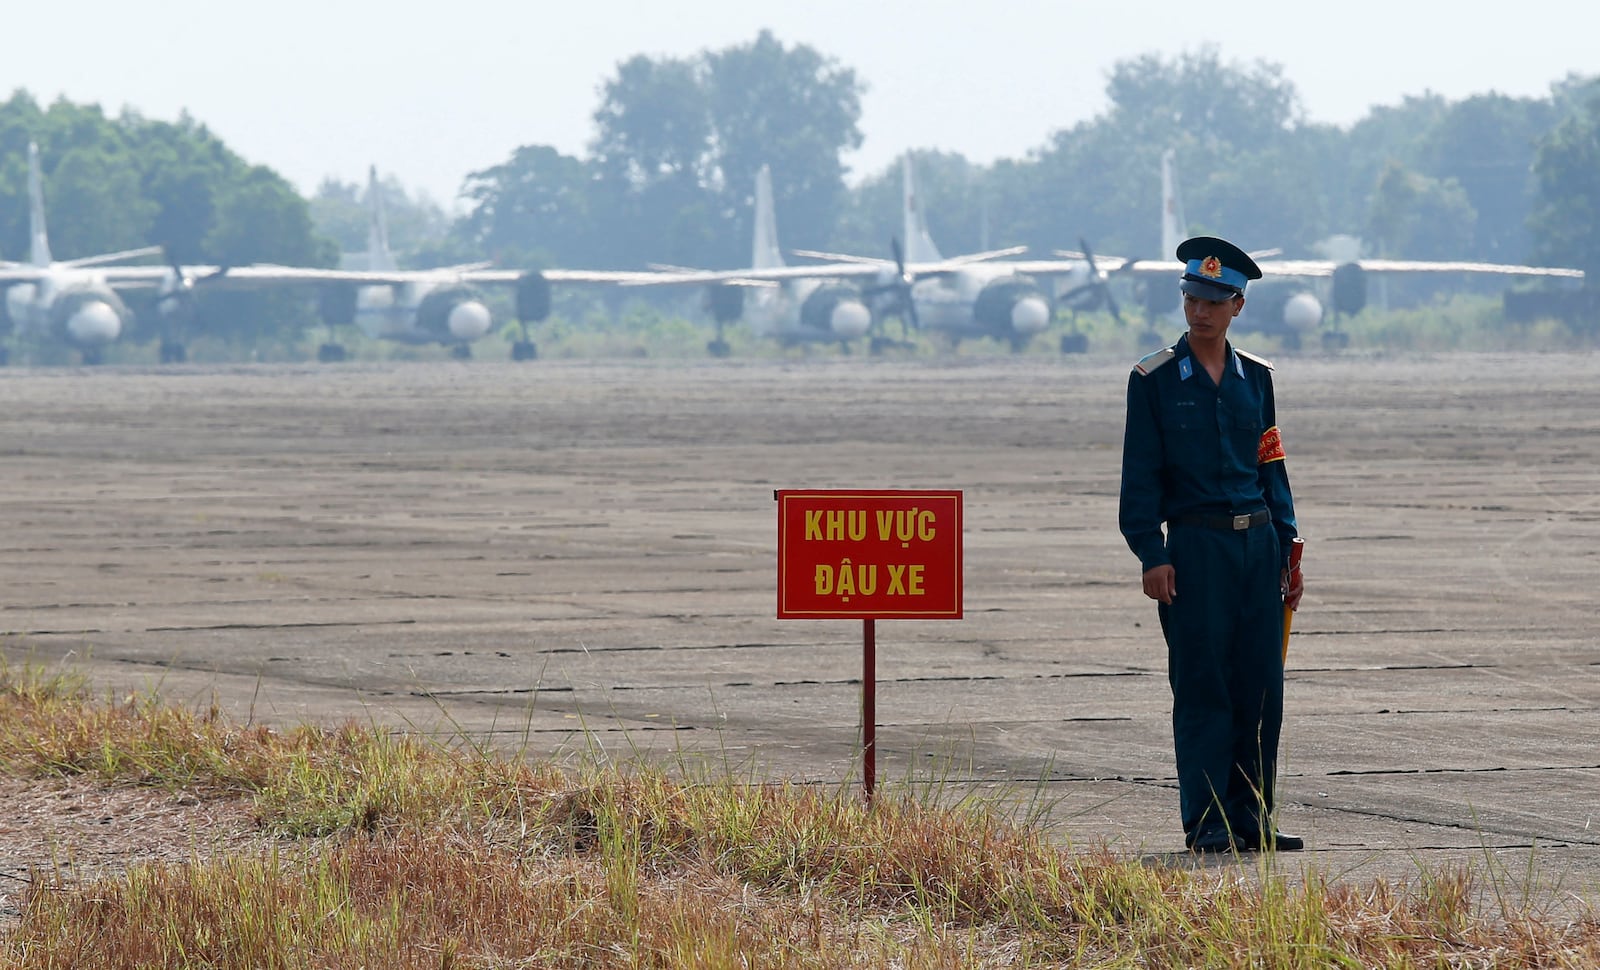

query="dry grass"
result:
[0,658,1595,968]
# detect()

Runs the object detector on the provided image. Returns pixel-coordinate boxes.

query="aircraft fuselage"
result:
[354,272,492,346]
[896,263,1052,344]
[4,268,130,348]
[745,277,871,346]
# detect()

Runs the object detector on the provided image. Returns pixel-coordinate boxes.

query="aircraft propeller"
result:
[156,256,228,362]
[861,236,920,337]
[1056,237,1127,329]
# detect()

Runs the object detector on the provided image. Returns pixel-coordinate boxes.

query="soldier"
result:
[1119,235,1306,854]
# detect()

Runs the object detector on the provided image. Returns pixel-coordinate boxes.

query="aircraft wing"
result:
[0,265,179,285]
[982,257,1140,276]
[621,254,1096,287]
[460,268,677,285]
[998,256,1585,282]
[126,265,676,288]
[1257,259,1583,280]
[620,262,890,286]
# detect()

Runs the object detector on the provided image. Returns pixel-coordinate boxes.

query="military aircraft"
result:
[644,157,1071,353]
[1115,149,1587,350]
[0,142,205,365]
[796,157,1058,351]
[208,165,666,361]
[685,164,871,356]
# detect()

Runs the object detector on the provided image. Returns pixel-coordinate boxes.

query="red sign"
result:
[777,489,963,619]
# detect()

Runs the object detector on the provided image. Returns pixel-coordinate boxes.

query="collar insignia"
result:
[1200,255,1223,279]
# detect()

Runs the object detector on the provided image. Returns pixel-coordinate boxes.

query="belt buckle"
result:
[1232,513,1252,530]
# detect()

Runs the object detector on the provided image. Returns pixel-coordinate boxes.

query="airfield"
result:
[1,350,1596,903]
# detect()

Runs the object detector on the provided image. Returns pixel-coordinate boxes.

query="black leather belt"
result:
[1169,509,1270,531]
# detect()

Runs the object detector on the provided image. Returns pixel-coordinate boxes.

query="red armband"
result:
[1258,426,1286,464]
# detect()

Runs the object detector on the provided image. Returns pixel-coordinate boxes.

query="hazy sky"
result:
[5,0,1595,210]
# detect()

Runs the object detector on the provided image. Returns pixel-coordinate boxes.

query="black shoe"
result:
[1244,831,1304,852]
[1188,832,1240,855]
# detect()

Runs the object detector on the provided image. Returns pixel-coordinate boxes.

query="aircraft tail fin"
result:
[1161,148,1187,259]
[27,141,51,266]
[751,165,784,269]
[901,155,942,263]
[366,165,397,272]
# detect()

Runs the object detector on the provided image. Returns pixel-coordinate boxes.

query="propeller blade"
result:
[1078,237,1127,327]
[1104,282,1127,329]
[887,236,921,330]
[1078,237,1102,276]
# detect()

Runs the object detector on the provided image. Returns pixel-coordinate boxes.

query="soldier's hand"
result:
[1142,564,1176,604]
[1282,567,1304,611]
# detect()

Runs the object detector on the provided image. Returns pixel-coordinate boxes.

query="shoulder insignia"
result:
[1133,347,1176,376]
[1235,348,1274,371]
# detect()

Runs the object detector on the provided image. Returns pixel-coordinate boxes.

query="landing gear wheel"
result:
[317,343,347,363]
[511,340,538,361]
[707,338,731,358]
[159,340,187,364]
[1059,333,1089,354]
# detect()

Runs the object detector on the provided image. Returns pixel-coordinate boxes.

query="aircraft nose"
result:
[1011,296,1050,334]
[447,301,492,341]
[830,300,872,339]
[66,300,122,344]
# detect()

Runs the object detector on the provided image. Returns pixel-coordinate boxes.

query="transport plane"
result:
[0,142,201,365]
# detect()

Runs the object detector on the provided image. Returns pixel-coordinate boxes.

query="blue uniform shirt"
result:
[1119,333,1298,573]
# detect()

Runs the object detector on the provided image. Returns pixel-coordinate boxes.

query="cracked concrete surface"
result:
[0,353,1595,906]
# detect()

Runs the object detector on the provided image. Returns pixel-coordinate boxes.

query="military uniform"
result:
[1118,236,1301,852]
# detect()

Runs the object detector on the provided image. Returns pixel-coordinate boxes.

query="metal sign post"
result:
[776,489,963,804]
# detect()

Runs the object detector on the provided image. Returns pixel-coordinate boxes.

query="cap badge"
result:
[1200,256,1223,279]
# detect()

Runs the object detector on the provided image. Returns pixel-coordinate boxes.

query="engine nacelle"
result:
[705,283,745,324]
[5,283,37,332]
[800,285,871,339]
[320,284,360,327]
[50,286,129,346]
[1331,262,1367,316]
[416,285,492,343]
[973,275,1050,335]
[1282,292,1324,332]
[516,270,552,323]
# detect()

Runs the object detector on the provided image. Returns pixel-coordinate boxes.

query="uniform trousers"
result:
[1157,520,1284,846]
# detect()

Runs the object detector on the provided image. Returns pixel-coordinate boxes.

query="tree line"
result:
[4,36,1599,348]
[341,38,1600,284]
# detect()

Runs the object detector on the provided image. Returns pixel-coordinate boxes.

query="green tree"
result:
[207,165,335,267]
[830,150,994,259]
[705,30,864,262]
[582,32,865,269]
[43,144,155,257]
[122,112,237,264]
[1420,94,1556,261]
[1367,160,1477,260]
[459,144,596,268]
[1530,88,1600,277]
[310,171,452,266]
[589,53,712,268]
[1007,48,1312,260]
